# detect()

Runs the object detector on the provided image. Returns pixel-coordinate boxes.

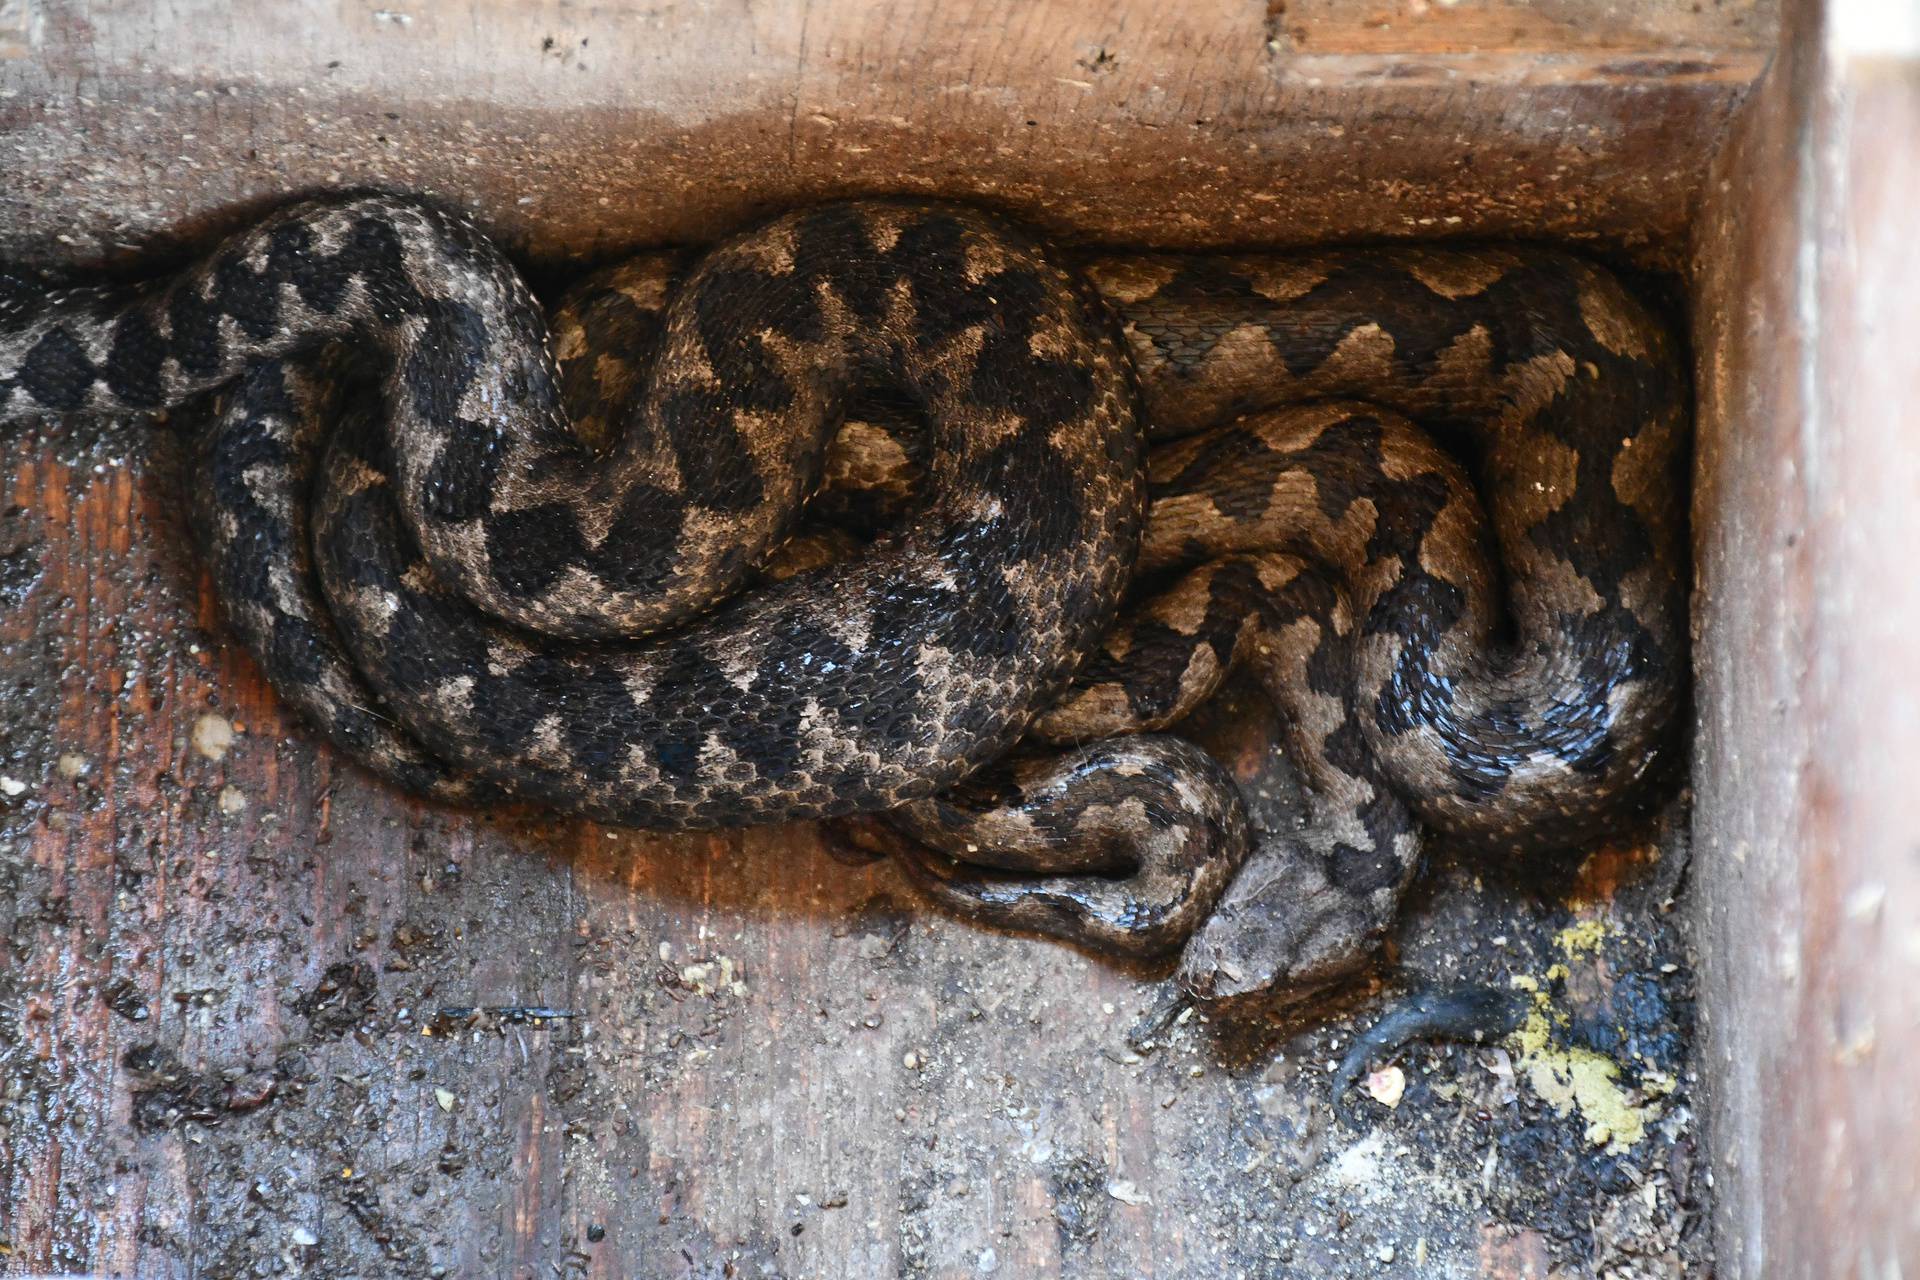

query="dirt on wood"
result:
[0,410,1710,1278]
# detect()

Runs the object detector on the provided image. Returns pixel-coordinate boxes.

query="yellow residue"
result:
[1506,950,1663,1153]
[1555,918,1613,959]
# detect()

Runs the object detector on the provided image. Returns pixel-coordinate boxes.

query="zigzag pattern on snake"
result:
[0,194,1688,1006]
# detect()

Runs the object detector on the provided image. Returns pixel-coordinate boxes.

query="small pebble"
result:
[1365,1065,1407,1109]
[217,784,248,815]
[192,713,236,761]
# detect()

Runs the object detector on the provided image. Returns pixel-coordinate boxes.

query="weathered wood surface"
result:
[0,385,1714,1263]
[2,0,1772,271]
[1688,0,1920,1272]
[0,426,1712,1276]
[0,1,1780,1276]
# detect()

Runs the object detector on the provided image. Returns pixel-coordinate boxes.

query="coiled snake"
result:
[0,195,1687,1006]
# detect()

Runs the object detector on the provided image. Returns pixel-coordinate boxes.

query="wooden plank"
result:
[1688,0,1920,1271]
[1,0,1771,270]
[0,443,1714,1274]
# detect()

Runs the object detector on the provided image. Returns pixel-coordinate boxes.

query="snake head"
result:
[1174,829,1388,1013]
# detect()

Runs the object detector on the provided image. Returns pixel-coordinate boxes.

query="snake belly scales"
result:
[0,195,1687,1006]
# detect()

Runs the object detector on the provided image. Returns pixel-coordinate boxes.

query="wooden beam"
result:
[2,0,1771,269]
[1689,0,1920,1270]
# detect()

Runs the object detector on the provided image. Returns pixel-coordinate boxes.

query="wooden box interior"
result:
[3,0,1915,1274]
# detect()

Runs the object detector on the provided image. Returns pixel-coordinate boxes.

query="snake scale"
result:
[0,194,1687,1006]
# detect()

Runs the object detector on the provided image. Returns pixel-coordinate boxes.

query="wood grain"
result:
[1,0,1771,272]
[0,419,1712,1276]
[1688,0,1920,1271]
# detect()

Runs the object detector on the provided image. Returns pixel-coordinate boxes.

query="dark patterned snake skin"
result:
[0,194,1688,1007]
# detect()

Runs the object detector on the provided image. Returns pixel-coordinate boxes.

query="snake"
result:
[0,194,1688,1007]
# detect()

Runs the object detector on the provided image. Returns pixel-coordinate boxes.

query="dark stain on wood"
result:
[0,416,1709,1274]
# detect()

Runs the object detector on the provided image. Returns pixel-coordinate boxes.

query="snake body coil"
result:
[0,195,1687,1004]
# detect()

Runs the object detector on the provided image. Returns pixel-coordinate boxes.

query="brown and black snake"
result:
[0,194,1688,1007]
